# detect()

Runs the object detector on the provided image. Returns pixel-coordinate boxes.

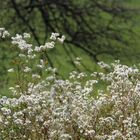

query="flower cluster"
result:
[7,31,64,95]
[0,29,140,140]
[0,28,10,38]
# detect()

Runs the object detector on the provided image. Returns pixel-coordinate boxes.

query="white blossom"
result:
[57,35,65,43]
[8,68,14,72]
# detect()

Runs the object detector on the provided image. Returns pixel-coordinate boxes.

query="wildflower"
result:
[0,28,5,31]
[0,116,2,123]
[58,35,65,43]
[8,68,14,72]
[32,74,41,79]
[0,28,10,38]
[74,60,81,65]
[34,46,41,52]
[23,33,31,38]
[23,66,31,73]
[1,29,140,140]
[45,41,55,49]
[60,134,72,140]
[2,30,10,38]
[19,54,26,58]
[50,32,59,40]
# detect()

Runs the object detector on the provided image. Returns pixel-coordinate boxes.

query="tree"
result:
[0,0,138,68]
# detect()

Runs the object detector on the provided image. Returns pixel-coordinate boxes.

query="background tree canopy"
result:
[0,0,140,93]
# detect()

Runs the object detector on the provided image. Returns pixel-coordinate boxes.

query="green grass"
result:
[0,1,140,96]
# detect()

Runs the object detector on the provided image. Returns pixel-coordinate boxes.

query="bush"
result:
[0,29,140,140]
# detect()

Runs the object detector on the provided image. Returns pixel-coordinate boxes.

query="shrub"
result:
[0,29,140,140]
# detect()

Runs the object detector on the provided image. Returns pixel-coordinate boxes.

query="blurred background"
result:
[0,0,140,95]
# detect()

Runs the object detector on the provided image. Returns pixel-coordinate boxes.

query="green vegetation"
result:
[0,1,140,139]
[0,0,140,95]
[0,33,140,139]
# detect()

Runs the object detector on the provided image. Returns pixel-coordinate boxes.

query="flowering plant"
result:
[0,29,140,140]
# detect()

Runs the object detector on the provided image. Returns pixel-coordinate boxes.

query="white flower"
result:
[36,64,44,69]
[27,54,36,59]
[45,41,55,49]
[50,32,59,40]
[75,61,81,65]
[8,68,14,72]
[9,87,15,90]
[34,46,41,52]
[60,134,72,140]
[86,130,95,137]
[98,61,110,69]
[2,30,10,38]
[28,48,33,55]
[32,74,41,79]
[23,66,31,73]
[1,108,11,115]
[23,33,31,38]
[14,119,23,125]
[19,54,26,58]
[57,35,65,43]
[11,34,32,51]
[0,28,10,38]
[0,116,3,123]
[0,28,5,31]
